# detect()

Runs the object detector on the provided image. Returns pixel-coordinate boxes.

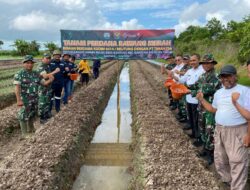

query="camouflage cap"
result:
[52,50,61,55]
[200,54,217,65]
[43,53,51,58]
[22,55,36,63]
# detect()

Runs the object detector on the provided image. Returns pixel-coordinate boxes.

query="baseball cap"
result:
[218,65,237,77]
[183,54,190,60]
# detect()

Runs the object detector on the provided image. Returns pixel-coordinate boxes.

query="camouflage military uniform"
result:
[177,64,191,119]
[36,62,52,119]
[190,69,221,150]
[165,62,176,70]
[14,69,42,121]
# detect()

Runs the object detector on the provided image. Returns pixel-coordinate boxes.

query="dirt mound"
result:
[129,61,221,190]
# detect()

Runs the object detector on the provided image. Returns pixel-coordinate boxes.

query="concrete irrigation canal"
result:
[0,60,249,189]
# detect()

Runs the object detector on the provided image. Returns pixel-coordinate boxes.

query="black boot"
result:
[40,115,47,124]
[206,150,214,165]
[46,112,52,119]
[198,147,207,157]
[193,137,203,147]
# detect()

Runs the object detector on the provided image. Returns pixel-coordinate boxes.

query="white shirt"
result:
[172,63,184,80]
[212,84,248,126]
[244,88,250,112]
[178,65,205,104]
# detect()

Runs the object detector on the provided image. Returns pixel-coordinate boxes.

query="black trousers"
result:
[81,73,89,85]
[50,84,63,113]
[93,68,99,79]
[186,103,199,138]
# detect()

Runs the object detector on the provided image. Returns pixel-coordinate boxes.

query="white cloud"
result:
[52,0,86,10]
[96,18,144,30]
[101,0,174,10]
[10,10,143,32]
[174,19,203,36]
[174,0,250,36]
[120,19,144,30]
[205,11,229,25]
[150,9,180,19]
[0,0,31,5]
[11,11,51,31]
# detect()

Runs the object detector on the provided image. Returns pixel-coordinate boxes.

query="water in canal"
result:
[72,64,132,190]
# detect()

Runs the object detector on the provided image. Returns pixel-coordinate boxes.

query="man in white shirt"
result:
[172,54,205,143]
[167,55,185,110]
[197,65,249,190]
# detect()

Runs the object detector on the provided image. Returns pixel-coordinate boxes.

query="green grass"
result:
[155,59,166,64]
[0,55,42,60]
[0,78,13,88]
[0,55,22,60]
[0,85,14,95]
[0,68,20,79]
[237,66,250,86]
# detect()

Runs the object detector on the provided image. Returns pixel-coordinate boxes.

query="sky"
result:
[0,0,249,49]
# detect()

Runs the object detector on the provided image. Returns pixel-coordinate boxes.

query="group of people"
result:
[13,51,101,139]
[162,53,250,190]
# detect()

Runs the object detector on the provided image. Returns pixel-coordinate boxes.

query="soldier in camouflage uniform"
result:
[176,55,191,122]
[36,53,57,124]
[189,54,221,164]
[14,55,54,138]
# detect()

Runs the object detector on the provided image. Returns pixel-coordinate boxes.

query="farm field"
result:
[1,60,248,189]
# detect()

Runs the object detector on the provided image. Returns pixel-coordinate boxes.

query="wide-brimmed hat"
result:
[22,55,36,63]
[52,50,61,56]
[200,54,217,65]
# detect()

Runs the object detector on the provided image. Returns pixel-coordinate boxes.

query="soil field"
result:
[129,60,223,190]
[0,60,117,183]
[0,60,248,190]
[0,61,124,190]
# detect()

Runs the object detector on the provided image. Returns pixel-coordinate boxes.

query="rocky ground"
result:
[0,61,122,190]
[129,60,224,190]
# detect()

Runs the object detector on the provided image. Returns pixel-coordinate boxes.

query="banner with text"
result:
[61,29,175,60]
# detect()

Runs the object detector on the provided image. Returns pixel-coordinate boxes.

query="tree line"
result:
[175,15,250,63]
[0,40,59,57]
